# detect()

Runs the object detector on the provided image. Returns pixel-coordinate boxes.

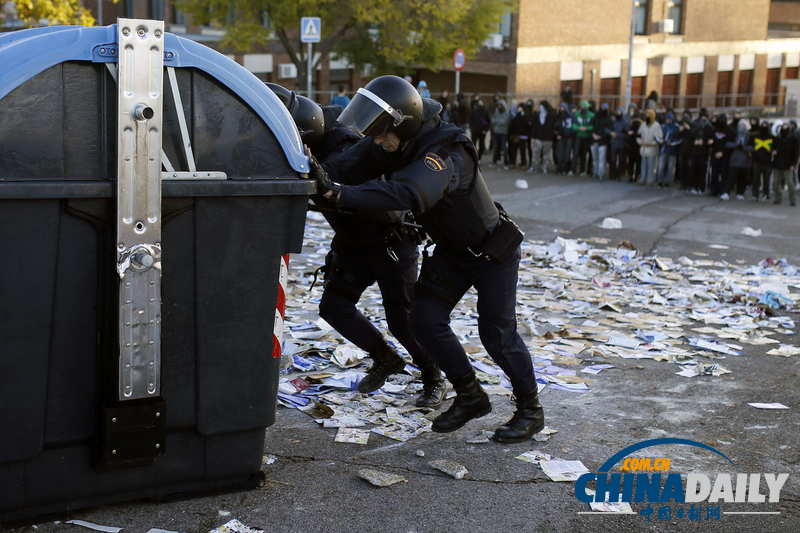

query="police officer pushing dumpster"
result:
[307,75,545,443]
[269,85,446,408]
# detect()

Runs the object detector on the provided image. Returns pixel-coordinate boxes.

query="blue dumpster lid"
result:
[0,24,309,173]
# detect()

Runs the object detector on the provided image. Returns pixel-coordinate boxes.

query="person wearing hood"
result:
[626,103,642,182]
[572,100,595,175]
[726,119,752,200]
[312,75,545,443]
[772,122,799,206]
[657,112,681,188]
[676,110,694,189]
[748,122,775,202]
[608,106,629,180]
[637,108,663,186]
[457,92,471,133]
[531,100,556,173]
[489,99,511,168]
[469,97,490,160]
[590,103,613,179]
[555,103,575,175]
[686,109,715,194]
[708,114,736,198]
[525,99,536,163]
[417,80,431,99]
[508,103,531,169]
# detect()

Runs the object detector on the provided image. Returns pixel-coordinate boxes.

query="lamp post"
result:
[624,0,637,109]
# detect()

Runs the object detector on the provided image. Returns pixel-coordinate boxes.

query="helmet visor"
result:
[337,88,403,137]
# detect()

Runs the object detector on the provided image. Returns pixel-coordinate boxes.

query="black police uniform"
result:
[324,99,539,401]
[312,122,440,394]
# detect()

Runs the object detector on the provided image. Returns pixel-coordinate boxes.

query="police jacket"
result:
[325,99,500,255]
[313,124,403,247]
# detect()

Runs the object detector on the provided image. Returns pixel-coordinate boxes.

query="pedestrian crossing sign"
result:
[301,17,321,43]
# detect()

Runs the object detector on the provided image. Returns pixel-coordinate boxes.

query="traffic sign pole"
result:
[307,42,312,98]
[453,48,465,96]
[300,17,321,99]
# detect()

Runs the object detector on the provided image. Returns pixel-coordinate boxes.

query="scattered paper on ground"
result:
[429,459,468,479]
[274,212,799,443]
[748,402,789,409]
[601,217,622,229]
[358,469,408,487]
[208,520,264,533]
[66,522,122,533]
[741,226,762,237]
[540,460,591,482]
[335,427,370,444]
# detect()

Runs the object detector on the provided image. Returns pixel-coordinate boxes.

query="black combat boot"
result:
[492,390,545,443]
[357,341,406,393]
[431,370,491,432]
[415,367,447,409]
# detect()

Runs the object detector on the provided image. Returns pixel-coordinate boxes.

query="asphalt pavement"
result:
[4,166,799,533]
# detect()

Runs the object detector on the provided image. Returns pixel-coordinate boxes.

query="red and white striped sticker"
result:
[272,254,289,358]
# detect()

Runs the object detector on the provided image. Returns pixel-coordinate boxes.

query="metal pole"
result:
[307,42,312,99]
[455,70,460,95]
[98,0,103,25]
[625,0,637,109]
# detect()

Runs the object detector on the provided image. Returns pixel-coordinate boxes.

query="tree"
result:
[11,0,95,27]
[178,0,514,89]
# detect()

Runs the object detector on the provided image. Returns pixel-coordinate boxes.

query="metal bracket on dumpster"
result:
[115,18,164,402]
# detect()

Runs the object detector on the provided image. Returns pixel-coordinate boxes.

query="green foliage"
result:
[177,0,515,73]
[13,0,96,27]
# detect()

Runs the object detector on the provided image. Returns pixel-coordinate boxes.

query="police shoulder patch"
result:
[424,152,447,172]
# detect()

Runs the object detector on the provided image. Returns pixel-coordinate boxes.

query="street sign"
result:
[301,17,321,43]
[453,48,466,71]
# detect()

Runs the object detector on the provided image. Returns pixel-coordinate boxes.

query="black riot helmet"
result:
[337,75,423,141]
[265,82,297,114]
[292,95,325,148]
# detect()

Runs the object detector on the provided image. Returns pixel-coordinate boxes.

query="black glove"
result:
[307,153,341,202]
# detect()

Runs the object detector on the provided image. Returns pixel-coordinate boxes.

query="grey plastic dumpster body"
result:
[0,20,313,522]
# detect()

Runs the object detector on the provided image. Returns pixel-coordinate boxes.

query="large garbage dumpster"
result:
[0,19,313,522]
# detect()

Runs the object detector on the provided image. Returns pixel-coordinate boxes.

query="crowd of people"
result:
[407,82,798,207]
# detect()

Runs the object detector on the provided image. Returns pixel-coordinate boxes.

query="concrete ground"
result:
[3,166,799,533]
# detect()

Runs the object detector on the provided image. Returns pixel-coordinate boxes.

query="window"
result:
[635,0,649,35]
[499,11,512,41]
[667,0,683,34]
[150,0,164,20]
[172,1,186,25]
[262,11,271,30]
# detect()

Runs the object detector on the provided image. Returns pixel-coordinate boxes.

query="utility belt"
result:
[460,203,523,264]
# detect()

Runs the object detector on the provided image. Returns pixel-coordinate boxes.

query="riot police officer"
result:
[268,84,446,408]
[307,75,545,443]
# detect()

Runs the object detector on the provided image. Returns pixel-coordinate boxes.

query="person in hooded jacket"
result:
[310,75,545,443]
[590,103,613,179]
[490,99,511,168]
[637,108,662,186]
[749,122,774,202]
[608,107,629,180]
[676,111,694,189]
[656,112,681,188]
[554,103,575,175]
[508,103,531,169]
[530,100,556,173]
[626,103,642,182]
[572,101,594,175]
[525,99,536,164]
[708,114,736,197]
[772,122,799,206]
[469,97,490,160]
[687,110,715,194]
[726,119,752,200]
